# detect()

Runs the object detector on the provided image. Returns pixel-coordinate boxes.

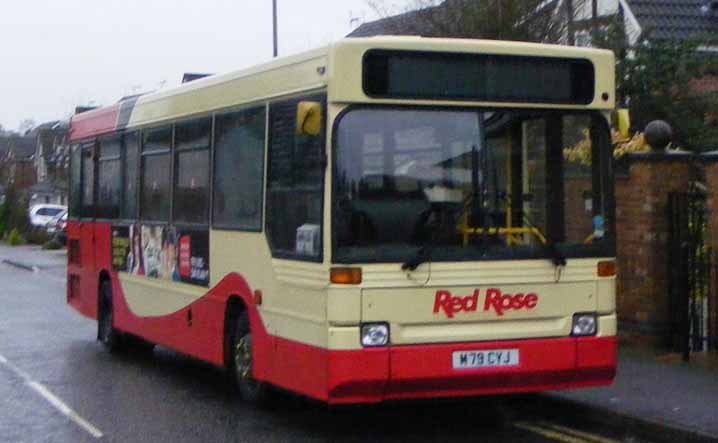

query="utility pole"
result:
[592,0,599,36]
[565,0,575,46]
[273,0,278,58]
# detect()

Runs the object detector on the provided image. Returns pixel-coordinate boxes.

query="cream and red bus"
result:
[67,36,617,404]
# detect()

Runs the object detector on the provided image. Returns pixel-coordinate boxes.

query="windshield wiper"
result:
[401,244,432,271]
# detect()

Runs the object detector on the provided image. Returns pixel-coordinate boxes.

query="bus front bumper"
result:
[325,336,616,404]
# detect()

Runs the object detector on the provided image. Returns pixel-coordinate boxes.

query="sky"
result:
[0,0,386,132]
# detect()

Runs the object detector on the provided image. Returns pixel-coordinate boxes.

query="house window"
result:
[576,31,592,47]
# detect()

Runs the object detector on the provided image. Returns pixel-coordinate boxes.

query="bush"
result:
[42,238,63,250]
[26,228,49,245]
[0,184,30,238]
[8,228,24,246]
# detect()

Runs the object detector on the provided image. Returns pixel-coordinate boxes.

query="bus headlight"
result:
[571,313,597,336]
[361,323,389,347]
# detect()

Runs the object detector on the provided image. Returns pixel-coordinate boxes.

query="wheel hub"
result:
[234,336,254,382]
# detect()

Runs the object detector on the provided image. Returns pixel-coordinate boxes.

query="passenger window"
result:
[174,119,210,224]
[81,144,95,218]
[266,95,325,259]
[69,145,82,218]
[97,137,121,219]
[213,107,266,230]
[141,128,171,221]
[122,133,139,219]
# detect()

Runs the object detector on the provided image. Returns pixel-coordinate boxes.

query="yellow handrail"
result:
[459,226,547,246]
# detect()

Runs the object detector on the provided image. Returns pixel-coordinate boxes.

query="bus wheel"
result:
[231,311,269,405]
[98,280,121,352]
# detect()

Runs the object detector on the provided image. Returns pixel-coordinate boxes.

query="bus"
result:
[67,36,617,405]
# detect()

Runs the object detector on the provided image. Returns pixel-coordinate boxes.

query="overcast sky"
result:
[0,0,387,132]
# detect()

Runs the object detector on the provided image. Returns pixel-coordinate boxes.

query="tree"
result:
[364,0,587,44]
[621,39,718,150]
[0,184,30,238]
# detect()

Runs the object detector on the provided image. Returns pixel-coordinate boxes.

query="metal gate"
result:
[668,186,716,360]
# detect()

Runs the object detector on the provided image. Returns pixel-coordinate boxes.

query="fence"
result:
[668,187,717,360]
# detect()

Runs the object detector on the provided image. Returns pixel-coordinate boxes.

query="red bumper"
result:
[324,336,616,404]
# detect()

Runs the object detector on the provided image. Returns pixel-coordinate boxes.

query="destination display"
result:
[364,49,595,104]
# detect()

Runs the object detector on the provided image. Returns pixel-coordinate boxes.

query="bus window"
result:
[333,109,613,263]
[562,115,609,245]
[174,118,211,224]
[141,127,171,222]
[97,137,121,219]
[213,107,266,230]
[81,144,95,219]
[122,133,139,219]
[69,145,82,218]
[266,96,325,259]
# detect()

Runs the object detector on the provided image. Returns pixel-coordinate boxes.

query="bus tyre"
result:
[98,280,121,352]
[231,311,269,405]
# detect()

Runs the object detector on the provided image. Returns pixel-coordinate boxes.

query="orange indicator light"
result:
[330,267,362,285]
[597,260,616,277]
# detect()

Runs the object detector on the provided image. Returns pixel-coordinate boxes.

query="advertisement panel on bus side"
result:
[111,225,210,287]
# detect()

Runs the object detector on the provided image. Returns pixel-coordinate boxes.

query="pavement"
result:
[0,243,67,277]
[1,242,717,442]
[547,345,718,443]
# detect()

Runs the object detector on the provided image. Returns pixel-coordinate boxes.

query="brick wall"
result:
[614,153,694,344]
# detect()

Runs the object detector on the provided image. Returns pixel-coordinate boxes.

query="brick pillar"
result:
[702,156,718,249]
[700,154,718,349]
[615,151,694,345]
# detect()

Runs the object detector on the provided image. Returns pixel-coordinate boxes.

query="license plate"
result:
[452,349,520,369]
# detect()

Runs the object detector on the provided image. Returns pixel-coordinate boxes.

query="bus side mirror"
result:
[616,108,631,139]
[296,101,323,136]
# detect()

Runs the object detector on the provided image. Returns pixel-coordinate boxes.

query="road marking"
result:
[0,353,104,439]
[515,422,590,443]
[539,421,622,443]
[514,421,623,443]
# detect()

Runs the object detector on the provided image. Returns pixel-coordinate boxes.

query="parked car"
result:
[28,204,66,228]
[46,210,68,244]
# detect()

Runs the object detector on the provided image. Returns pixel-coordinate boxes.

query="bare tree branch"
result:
[361,0,590,44]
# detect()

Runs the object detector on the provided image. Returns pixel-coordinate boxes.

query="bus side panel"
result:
[94,223,114,278]
[110,272,272,372]
[66,220,100,319]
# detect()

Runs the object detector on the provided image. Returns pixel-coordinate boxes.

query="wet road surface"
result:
[0,248,651,443]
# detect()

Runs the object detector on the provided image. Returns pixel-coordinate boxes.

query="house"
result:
[1,136,37,191]
[28,120,69,207]
[349,0,718,103]
[349,0,718,47]
[348,0,571,43]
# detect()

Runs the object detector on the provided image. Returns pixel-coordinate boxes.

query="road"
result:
[0,245,650,443]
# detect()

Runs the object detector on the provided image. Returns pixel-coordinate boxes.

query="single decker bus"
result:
[67,36,617,404]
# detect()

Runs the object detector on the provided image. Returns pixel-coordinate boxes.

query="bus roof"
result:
[69,37,615,143]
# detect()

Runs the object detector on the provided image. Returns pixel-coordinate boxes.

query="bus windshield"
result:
[333,107,614,264]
